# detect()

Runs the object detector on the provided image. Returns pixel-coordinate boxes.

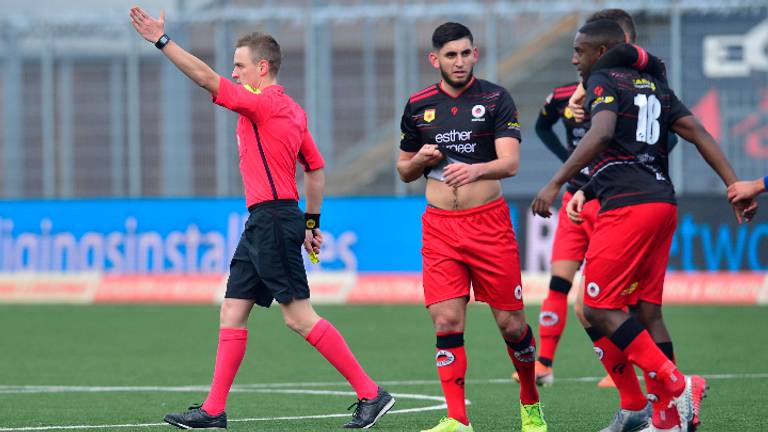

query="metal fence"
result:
[1,0,766,199]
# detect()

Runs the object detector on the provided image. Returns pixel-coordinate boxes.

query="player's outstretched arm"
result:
[129,7,219,94]
[672,115,757,222]
[591,44,668,83]
[672,115,738,187]
[531,110,615,217]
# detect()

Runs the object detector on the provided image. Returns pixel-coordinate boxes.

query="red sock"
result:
[538,288,569,365]
[645,370,681,428]
[646,342,680,428]
[592,335,647,410]
[306,319,378,400]
[202,328,248,416]
[610,319,685,402]
[436,333,469,426]
[505,325,540,405]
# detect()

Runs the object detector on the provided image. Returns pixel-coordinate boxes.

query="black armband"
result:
[305,213,320,230]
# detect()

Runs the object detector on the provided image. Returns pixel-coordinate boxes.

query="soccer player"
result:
[129,7,394,429]
[532,19,757,431]
[728,176,767,203]
[398,22,546,432]
[525,78,604,384]
[523,13,670,424]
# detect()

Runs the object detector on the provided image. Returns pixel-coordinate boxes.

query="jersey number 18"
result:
[634,94,661,145]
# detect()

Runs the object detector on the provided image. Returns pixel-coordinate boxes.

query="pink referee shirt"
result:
[213,76,325,207]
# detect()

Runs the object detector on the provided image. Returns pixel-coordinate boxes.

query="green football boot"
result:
[521,402,548,432]
[420,417,474,432]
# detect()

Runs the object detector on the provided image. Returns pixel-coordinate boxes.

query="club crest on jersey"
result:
[436,349,455,367]
[451,106,458,116]
[423,109,436,123]
[564,106,574,119]
[471,104,486,118]
[587,282,600,298]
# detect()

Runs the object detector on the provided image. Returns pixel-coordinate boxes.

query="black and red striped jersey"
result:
[399,78,521,181]
[537,82,592,193]
[584,68,691,212]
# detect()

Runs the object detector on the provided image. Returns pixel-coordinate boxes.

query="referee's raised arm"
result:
[129,7,220,94]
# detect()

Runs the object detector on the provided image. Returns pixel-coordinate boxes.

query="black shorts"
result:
[226,199,310,307]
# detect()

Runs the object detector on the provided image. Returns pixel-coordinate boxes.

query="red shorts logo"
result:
[539,311,559,326]
[587,282,600,298]
[514,285,523,300]
[594,85,604,96]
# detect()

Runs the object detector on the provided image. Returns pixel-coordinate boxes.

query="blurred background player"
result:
[128,6,394,429]
[533,18,757,431]
[398,22,546,432]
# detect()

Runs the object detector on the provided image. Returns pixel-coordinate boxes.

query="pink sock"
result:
[306,319,378,400]
[202,328,248,416]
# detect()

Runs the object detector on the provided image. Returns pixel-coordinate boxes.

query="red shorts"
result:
[551,191,600,263]
[584,202,677,309]
[421,198,524,311]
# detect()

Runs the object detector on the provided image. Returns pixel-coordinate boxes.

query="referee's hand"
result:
[129,7,166,43]
[304,229,323,254]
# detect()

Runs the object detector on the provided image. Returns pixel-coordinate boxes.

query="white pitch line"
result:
[0,389,452,432]
[1,373,766,431]
[1,372,766,394]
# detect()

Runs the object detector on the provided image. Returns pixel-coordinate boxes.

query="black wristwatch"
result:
[155,34,171,50]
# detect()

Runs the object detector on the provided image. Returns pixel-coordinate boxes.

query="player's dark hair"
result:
[432,22,473,50]
[578,19,626,51]
[586,8,637,43]
[236,32,282,76]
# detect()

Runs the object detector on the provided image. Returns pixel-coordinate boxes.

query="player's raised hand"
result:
[566,190,586,224]
[443,162,480,188]
[531,182,560,218]
[568,83,587,123]
[412,144,444,167]
[129,7,165,43]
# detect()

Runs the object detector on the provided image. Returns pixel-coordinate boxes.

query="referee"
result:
[129,6,394,429]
